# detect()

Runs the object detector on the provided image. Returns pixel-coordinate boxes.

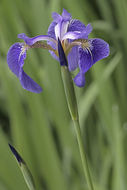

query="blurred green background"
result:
[0,0,127,190]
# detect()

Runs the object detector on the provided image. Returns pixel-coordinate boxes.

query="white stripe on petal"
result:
[55,22,61,40]
[18,33,57,46]
[55,20,70,40]
[62,31,81,41]
[60,21,69,39]
[29,35,57,45]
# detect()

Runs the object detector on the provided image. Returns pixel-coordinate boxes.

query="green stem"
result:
[73,119,94,190]
[61,66,94,190]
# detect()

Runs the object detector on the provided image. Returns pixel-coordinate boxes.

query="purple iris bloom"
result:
[7,9,109,93]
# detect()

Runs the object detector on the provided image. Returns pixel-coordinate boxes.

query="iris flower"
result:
[7,9,109,93]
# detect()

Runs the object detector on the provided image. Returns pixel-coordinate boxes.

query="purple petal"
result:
[47,21,59,60]
[48,10,71,58]
[62,31,81,40]
[67,46,78,71]
[51,9,71,40]
[55,20,70,40]
[49,9,71,40]
[85,24,93,35]
[68,19,86,32]
[7,42,42,93]
[52,9,71,23]
[62,8,72,21]
[48,21,57,39]
[78,24,93,39]
[7,43,26,77]
[19,68,42,93]
[78,47,93,73]
[89,38,110,63]
[18,33,56,46]
[62,24,92,41]
[52,12,62,22]
[73,72,85,87]
[79,38,110,73]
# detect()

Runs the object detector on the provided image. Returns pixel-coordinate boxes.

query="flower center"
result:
[62,39,91,56]
[27,38,92,60]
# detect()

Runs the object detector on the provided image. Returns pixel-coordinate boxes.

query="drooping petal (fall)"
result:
[19,68,42,93]
[79,38,110,73]
[7,43,27,77]
[7,42,42,93]
[73,72,85,87]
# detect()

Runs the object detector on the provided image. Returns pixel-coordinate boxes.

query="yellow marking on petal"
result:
[86,47,93,63]
[63,38,93,65]
[29,42,58,56]
[74,39,93,63]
